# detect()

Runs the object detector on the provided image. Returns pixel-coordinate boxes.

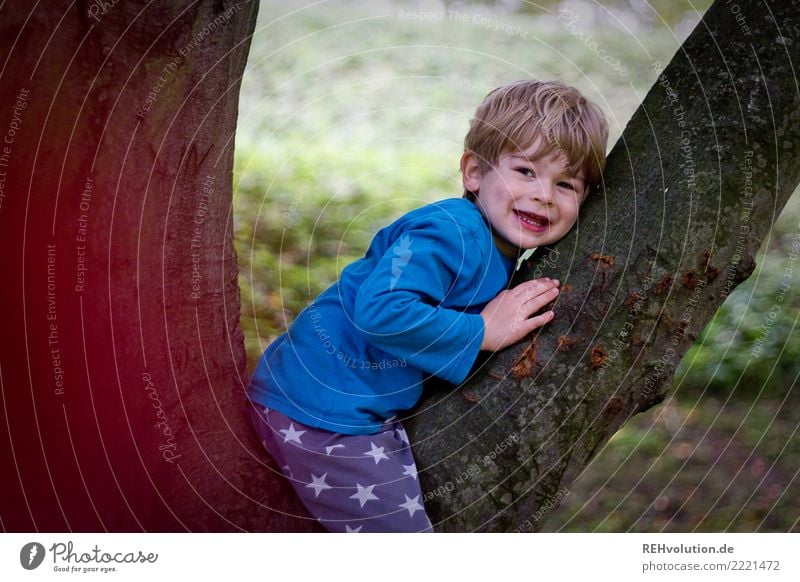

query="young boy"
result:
[247,79,608,532]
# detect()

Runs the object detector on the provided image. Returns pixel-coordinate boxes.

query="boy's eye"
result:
[557,181,576,191]
[515,167,535,177]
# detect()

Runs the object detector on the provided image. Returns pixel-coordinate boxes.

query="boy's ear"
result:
[460,151,482,193]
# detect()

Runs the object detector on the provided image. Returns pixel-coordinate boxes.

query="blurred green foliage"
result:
[234,0,799,531]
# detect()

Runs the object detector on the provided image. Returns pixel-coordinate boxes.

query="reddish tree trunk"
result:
[0,0,318,532]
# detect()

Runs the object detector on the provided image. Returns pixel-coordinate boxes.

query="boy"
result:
[247,79,608,532]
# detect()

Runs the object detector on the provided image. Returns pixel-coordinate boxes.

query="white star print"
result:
[363,442,389,464]
[305,473,332,498]
[345,524,362,533]
[349,483,379,507]
[399,494,424,517]
[262,406,271,414]
[325,444,345,456]
[401,464,418,480]
[279,422,306,444]
[396,426,410,445]
[281,464,293,478]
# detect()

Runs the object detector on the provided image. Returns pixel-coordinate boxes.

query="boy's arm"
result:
[352,220,485,385]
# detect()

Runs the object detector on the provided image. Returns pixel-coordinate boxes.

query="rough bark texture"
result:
[0,0,320,532]
[407,0,800,531]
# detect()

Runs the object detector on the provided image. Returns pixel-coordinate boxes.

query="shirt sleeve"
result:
[352,216,486,385]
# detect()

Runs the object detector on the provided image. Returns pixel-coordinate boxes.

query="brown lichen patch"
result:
[624,291,643,308]
[632,334,643,347]
[681,270,700,290]
[560,283,573,294]
[700,249,721,282]
[557,335,576,352]
[461,390,480,403]
[589,344,607,369]
[512,338,540,381]
[654,273,673,294]
[589,252,615,267]
[603,396,624,417]
[673,318,689,337]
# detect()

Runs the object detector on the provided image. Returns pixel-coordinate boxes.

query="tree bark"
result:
[407,0,800,531]
[0,0,319,532]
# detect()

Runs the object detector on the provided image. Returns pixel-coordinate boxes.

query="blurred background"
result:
[233,0,799,531]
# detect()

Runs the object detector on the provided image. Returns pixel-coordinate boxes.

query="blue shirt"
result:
[247,197,517,435]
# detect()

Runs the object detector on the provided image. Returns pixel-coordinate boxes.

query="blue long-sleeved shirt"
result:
[247,197,517,435]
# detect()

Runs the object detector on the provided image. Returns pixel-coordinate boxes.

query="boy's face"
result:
[461,141,586,257]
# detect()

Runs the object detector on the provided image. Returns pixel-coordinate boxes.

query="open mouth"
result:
[515,209,549,232]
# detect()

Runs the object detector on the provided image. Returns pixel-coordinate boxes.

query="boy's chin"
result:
[512,233,546,247]
[516,228,569,248]
[512,238,538,250]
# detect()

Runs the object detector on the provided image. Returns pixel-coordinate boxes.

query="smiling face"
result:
[461,142,586,258]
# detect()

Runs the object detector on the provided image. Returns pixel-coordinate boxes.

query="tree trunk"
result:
[0,0,319,532]
[407,0,800,531]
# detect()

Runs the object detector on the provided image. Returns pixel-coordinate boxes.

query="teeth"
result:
[519,212,546,226]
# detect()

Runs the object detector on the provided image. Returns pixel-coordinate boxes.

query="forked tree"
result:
[0,0,797,532]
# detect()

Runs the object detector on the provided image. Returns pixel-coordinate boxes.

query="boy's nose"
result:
[529,181,555,204]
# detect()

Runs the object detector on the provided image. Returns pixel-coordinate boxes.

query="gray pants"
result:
[249,404,433,532]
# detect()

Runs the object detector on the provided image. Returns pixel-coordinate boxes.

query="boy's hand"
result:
[479,278,559,352]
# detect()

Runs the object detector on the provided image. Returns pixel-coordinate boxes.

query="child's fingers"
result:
[513,278,559,301]
[518,285,559,313]
[520,310,555,335]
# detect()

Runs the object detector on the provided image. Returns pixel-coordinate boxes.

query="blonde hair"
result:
[463,80,608,200]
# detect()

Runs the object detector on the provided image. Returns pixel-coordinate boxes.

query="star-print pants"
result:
[249,404,434,533]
